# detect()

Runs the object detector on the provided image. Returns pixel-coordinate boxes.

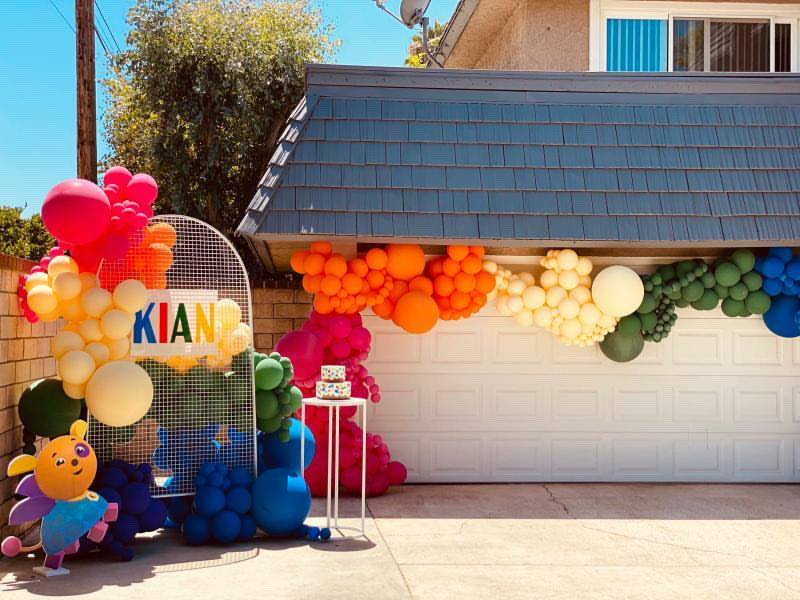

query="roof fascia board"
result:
[431,0,480,66]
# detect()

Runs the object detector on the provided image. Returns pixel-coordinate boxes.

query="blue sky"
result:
[0,0,457,215]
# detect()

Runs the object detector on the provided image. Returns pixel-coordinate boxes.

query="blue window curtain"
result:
[607,19,668,72]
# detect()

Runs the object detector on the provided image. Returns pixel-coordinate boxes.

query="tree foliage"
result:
[0,206,54,261]
[404,20,446,68]
[104,0,336,274]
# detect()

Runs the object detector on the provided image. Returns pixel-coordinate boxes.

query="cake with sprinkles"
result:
[316,365,351,400]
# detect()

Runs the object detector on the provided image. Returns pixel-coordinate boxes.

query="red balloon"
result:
[274,330,324,381]
[127,173,159,206]
[42,178,111,245]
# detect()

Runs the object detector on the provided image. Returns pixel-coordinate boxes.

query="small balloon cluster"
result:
[179,463,258,545]
[757,248,800,338]
[426,246,495,320]
[254,351,303,439]
[78,460,167,561]
[102,222,177,290]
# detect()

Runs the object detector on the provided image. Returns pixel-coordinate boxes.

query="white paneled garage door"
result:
[364,308,800,483]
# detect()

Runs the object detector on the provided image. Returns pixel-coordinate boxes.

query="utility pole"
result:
[75,0,97,182]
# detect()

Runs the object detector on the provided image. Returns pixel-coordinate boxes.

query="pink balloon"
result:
[274,330,323,381]
[371,472,390,495]
[133,212,149,227]
[340,467,362,492]
[121,207,137,223]
[386,461,407,485]
[104,186,120,203]
[331,339,351,359]
[329,315,353,339]
[70,244,101,273]
[39,256,51,268]
[42,178,111,245]
[127,173,158,206]
[31,265,43,274]
[97,232,129,260]
[351,326,371,350]
[48,246,64,258]
[110,216,125,231]
[111,202,124,217]
[103,166,133,191]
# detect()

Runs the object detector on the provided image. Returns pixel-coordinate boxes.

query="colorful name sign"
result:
[131,289,219,357]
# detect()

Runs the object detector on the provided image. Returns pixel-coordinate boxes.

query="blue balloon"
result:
[167,496,193,525]
[763,294,800,338]
[99,467,127,489]
[252,468,311,536]
[262,418,315,473]
[211,510,241,544]
[97,487,122,506]
[768,247,793,263]
[121,482,150,516]
[138,499,168,532]
[182,513,210,545]
[194,485,226,517]
[786,259,800,281]
[210,472,225,488]
[229,467,254,489]
[111,514,139,545]
[237,514,257,541]
[320,527,331,541]
[199,462,216,477]
[225,486,252,515]
[763,278,783,297]
[307,526,320,541]
[761,257,785,278]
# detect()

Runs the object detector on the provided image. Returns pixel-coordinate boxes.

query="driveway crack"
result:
[541,484,570,516]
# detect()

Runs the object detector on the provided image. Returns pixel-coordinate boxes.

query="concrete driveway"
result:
[3,484,800,599]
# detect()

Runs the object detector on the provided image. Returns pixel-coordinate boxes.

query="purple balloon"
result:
[274,330,323,381]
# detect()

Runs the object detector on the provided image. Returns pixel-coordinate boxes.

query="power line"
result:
[93,23,111,56]
[94,0,121,53]
[47,0,74,34]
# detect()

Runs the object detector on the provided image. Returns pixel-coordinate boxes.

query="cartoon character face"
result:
[34,433,97,501]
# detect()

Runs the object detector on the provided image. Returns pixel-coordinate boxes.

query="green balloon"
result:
[682,281,705,302]
[18,379,82,438]
[692,289,719,311]
[701,272,716,288]
[741,270,763,292]
[676,260,696,278]
[256,389,279,419]
[640,312,658,331]
[253,352,267,367]
[258,414,283,434]
[731,249,756,274]
[637,294,656,314]
[729,282,749,301]
[278,430,291,443]
[675,297,689,308]
[714,262,741,287]
[255,358,284,391]
[714,284,729,299]
[658,265,676,282]
[600,328,645,362]
[745,290,771,314]
[279,356,293,370]
[618,314,642,336]
[721,297,746,317]
[278,390,291,405]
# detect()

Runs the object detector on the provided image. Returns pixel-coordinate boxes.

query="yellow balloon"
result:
[63,321,80,333]
[60,297,86,322]
[166,355,197,372]
[522,286,545,310]
[545,286,567,308]
[38,307,62,322]
[507,295,524,314]
[219,326,250,355]
[59,350,96,385]
[100,309,133,340]
[81,287,113,318]
[52,331,84,359]
[47,255,78,279]
[533,306,552,328]
[579,303,601,326]
[558,298,580,320]
[62,381,86,400]
[558,270,579,291]
[85,360,153,427]
[482,260,498,275]
[113,279,148,314]
[556,249,579,271]
[27,285,58,315]
[569,286,592,305]
[25,271,50,292]
[561,319,582,339]
[507,279,526,296]
[216,299,242,332]
[106,336,130,360]
[206,352,232,369]
[576,257,594,276]
[79,272,98,290]
[79,318,104,342]
[591,266,645,318]
[85,341,110,367]
[514,309,534,327]
[52,272,82,301]
[539,270,558,290]
[578,274,593,288]
[495,295,512,316]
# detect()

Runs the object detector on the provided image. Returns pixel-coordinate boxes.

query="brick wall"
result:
[1,254,59,539]
[252,286,313,353]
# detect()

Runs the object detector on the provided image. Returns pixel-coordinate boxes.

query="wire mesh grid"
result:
[89,215,256,497]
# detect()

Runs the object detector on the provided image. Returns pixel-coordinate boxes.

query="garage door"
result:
[363,307,800,483]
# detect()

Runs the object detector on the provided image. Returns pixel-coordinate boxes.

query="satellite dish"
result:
[400,0,431,28]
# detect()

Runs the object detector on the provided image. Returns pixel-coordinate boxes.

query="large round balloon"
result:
[591,266,645,318]
[599,327,645,362]
[763,294,800,338]
[85,360,154,426]
[392,291,439,334]
[251,467,311,536]
[261,418,315,472]
[274,330,323,381]
[385,244,426,281]
[18,378,82,437]
[42,179,111,245]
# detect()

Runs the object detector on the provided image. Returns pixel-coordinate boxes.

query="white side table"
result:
[301,396,367,539]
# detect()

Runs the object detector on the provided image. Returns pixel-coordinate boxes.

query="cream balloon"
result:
[514,309,534,327]
[556,249,579,271]
[216,299,242,331]
[496,295,512,316]
[100,309,134,340]
[561,319,582,339]
[25,272,49,292]
[507,279,526,296]
[59,350,96,385]
[591,265,644,318]
[79,318,104,342]
[576,256,593,276]
[522,286,545,310]
[533,306,552,328]
[85,341,111,366]
[539,270,558,289]
[558,297,580,320]
[545,286,567,308]
[579,303,601,326]
[483,260,498,275]
[578,275,592,287]
[47,255,78,278]
[52,272,82,301]
[60,298,86,322]
[52,331,84,359]
[518,272,535,285]
[558,270,579,290]
[106,336,130,360]
[27,286,58,315]
[507,295,524,313]
[81,287,113,318]
[113,279,148,314]
[62,381,86,400]
[85,360,153,427]
[569,286,592,305]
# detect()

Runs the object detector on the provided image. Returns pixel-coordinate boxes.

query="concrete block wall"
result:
[0,254,59,539]
[252,286,312,353]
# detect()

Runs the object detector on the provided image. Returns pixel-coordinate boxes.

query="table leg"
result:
[326,405,332,530]
[361,401,367,537]
[334,404,340,528]
[300,402,306,479]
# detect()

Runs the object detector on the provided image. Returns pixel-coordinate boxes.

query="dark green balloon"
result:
[637,294,656,314]
[721,297,746,317]
[658,265,676,282]
[729,282,749,301]
[741,270,763,292]
[253,352,267,367]
[618,314,642,336]
[701,272,716,288]
[731,249,756,274]
[258,414,283,434]
[715,262,741,287]
[255,358,284,391]
[18,379,82,438]
[682,281,705,302]
[278,430,291,443]
[256,389,279,419]
[714,284,729,299]
[675,297,689,308]
[600,328,645,362]
[745,290,771,314]
[692,289,719,311]
[640,312,658,331]
[676,260,696,278]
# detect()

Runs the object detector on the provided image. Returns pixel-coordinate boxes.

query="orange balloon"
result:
[310,241,332,255]
[454,272,476,293]
[388,280,408,302]
[434,275,455,297]
[473,293,487,308]
[146,223,177,248]
[290,250,309,274]
[324,254,347,278]
[461,254,482,275]
[365,248,388,270]
[342,273,362,295]
[409,276,434,296]
[330,296,340,308]
[349,258,369,277]
[476,270,496,294]
[469,246,485,258]
[373,299,394,319]
[147,243,173,271]
[436,296,451,310]
[447,246,469,261]
[303,273,323,294]
[360,280,370,295]
[367,292,380,305]
[426,257,444,277]
[304,253,325,276]
[385,244,425,281]
[442,258,460,277]
[320,275,342,296]
[392,291,440,334]
[131,246,148,272]
[314,293,333,314]
[450,290,470,310]
[441,309,453,320]
[151,272,167,289]
[337,289,347,298]
[366,270,385,290]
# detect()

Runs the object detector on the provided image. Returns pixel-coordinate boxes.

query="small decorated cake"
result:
[316,365,351,400]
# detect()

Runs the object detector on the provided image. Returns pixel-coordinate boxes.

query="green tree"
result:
[0,207,54,261]
[404,20,446,68]
[104,0,336,273]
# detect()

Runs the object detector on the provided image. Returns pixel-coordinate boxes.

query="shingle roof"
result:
[237,65,800,246]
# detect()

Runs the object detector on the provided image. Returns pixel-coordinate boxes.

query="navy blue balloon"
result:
[100,467,127,489]
[229,467,253,489]
[210,472,225,488]
[225,486,252,515]
[252,468,311,536]
[182,513,210,545]
[121,482,150,515]
[97,487,122,506]
[262,418,315,472]
[139,499,168,532]
[111,514,139,545]
[769,247,793,262]
[167,496,193,525]
[763,294,800,338]
[211,510,241,544]
[320,527,331,541]
[237,514,257,541]
[194,485,226,517]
